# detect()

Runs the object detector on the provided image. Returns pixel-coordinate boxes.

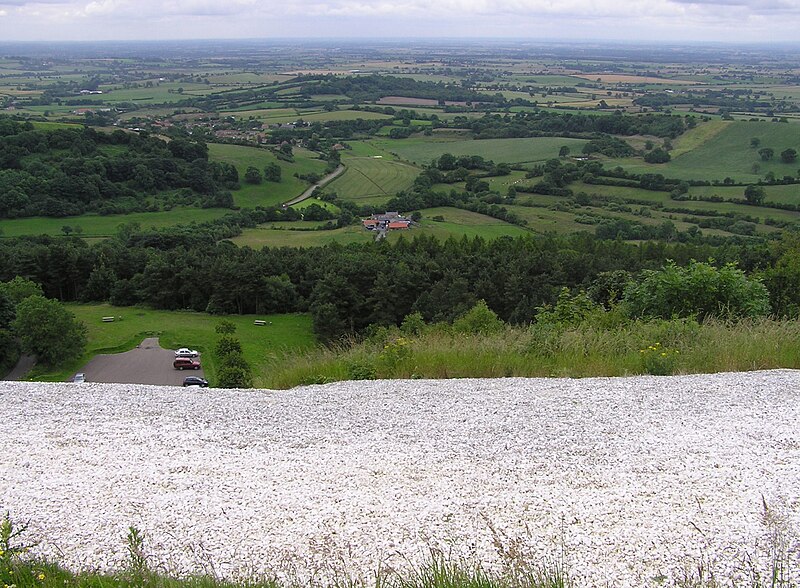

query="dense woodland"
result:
[0,120,237,217]
[1,220,799,343]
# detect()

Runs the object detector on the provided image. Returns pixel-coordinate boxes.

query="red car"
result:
[173,357,201,370]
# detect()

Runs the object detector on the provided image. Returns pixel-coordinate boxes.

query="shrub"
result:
[535,288,604,329]
[644,148,670,163]
[400,311,426,336]
[639,342,680,375]
[624,260,770,320]
[347,360,377,380]
[215,320,237,335]
[214,335,242,359]
[217,365,253,388]
[453,300,504,335]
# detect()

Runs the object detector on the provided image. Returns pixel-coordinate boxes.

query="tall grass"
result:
[263,317,800,389]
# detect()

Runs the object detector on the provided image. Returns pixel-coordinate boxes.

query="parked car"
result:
[173,357,201,370]
[175,348,200,358]
[72,373,85,383]
[183,376,209,388]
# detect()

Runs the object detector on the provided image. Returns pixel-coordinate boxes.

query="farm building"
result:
[362,212,412,231]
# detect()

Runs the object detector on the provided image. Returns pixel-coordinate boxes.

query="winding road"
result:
[282,164,345,207]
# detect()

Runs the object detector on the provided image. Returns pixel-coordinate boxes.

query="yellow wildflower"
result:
[37,573,46,581]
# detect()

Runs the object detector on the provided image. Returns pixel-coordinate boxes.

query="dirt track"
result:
[77,337,205,385]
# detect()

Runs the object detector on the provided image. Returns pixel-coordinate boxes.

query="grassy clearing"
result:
[668,119,730,158]
[231,225,375,248]
[688,183,800,206]
[603,120,800,182]
[0,208,231,239]
[327,156,419,202]
[264,317,800,389]
[207,143,327,208]
[371,136,589,165]
[411,207,531,240]
[31,305,315,387]
[96,82,217,103]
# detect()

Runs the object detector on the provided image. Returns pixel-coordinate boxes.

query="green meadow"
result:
[370,136,590,165]
[603,120,800,182]
[35,304,316,387]
[0,207,231,239]
[411,207,531,240]
[207,143,328,208]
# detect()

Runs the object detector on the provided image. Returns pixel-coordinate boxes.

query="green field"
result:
[0,207,232,238]
[231,225,375,248]
[96,82,218,103]
[689,183,800,205]
[327,156,419,203]
[39,304,317,387]
[602,121,800,182]
[370,136,590,165]
[207,143,327,208]
[411,207,531,240]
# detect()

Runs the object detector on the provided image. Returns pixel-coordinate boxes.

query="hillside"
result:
[1,372,799,587]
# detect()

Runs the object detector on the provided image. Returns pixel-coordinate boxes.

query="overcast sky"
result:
[0,0,798,43]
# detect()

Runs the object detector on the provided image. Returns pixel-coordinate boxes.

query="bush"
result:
[644,148,671,163]
[624,260,770,320]
[217,365,253,388]
[453,300,504,335]
[214,335,242,359]
[535,288,604,329]
[215,320,237,335]
[639,341,680,375]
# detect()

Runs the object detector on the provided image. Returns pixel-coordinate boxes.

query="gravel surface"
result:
[1,371,799,586]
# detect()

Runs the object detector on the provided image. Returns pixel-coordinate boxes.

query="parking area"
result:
[76,337,205,386]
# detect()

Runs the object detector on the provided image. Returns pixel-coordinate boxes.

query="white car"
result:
[72,373,86,383]
[174,348,200,358]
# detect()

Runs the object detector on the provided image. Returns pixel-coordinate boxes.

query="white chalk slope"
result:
[1,372,799,586]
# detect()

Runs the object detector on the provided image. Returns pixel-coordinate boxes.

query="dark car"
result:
[183,376,209,387]
[173,357,201,370]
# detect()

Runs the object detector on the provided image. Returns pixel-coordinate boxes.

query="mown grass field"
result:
[603,120,800,182]
[96,82,218,103]
[327,156,419,203]
[689,183,800,205]
[411,207,531,240]
[35,304,316,387]
[370,136,590,165]
[231,225,375,248]
[207,144,327,208]
[0,207,232,239]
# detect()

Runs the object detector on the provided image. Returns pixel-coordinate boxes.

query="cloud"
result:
[0,0,797,40]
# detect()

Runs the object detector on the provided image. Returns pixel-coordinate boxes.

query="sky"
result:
[0,0,798,43]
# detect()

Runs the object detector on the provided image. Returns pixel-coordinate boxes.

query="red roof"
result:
[388,221,410,229]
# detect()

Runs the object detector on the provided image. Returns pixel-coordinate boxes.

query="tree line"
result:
[3,218,799,343]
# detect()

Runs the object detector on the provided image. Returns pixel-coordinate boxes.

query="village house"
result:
[362,211,412,231]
